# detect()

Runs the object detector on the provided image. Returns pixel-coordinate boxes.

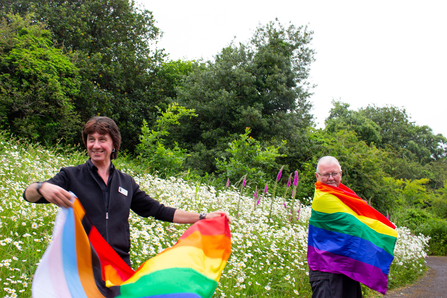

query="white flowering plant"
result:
[0,137,430,297]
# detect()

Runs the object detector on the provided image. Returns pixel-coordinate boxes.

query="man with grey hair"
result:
[308,156,363,297]
[315,156,343,188]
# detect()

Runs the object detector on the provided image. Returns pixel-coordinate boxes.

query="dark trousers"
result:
[309,269,363,298]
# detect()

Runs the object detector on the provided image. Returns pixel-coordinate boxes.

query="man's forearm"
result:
[172,209,202,224]
[24,182,44,202]
[172,210,229,224]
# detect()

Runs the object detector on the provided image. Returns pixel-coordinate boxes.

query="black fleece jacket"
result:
[24,159,176,265]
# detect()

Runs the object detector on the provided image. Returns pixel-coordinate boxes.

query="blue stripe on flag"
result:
[62,207,88,298]
[308,225,393,274]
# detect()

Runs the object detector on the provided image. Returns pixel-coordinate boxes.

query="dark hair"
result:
[82,116,121,160]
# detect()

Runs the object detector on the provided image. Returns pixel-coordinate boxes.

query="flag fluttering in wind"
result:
[307,182,397,294]
[32,198,231,298]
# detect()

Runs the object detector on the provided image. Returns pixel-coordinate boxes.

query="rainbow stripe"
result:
[32,198,231,298]
[307,182,397,294]
[115,213,231,298]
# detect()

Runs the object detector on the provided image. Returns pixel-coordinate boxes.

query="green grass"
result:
[0,136,430,297]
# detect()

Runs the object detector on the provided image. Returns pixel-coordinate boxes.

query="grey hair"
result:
[316,156,341,172]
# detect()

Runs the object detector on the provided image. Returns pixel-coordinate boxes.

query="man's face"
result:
[86,132,114,166]
[315,162,342,187]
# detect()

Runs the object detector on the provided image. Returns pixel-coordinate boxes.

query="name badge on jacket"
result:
[118,187,128,196]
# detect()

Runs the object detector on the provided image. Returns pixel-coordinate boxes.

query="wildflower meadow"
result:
[0,137,430,297]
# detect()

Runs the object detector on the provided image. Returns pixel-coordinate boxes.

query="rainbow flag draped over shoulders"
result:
[32,198,231,298]
[307,182,397,294]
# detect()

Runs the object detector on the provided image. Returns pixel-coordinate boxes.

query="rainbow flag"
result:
[307,182,397,294]
[32,198,231,298]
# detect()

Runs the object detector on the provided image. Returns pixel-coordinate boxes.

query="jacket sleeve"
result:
[129,178,176,222]
[22,168,70,204]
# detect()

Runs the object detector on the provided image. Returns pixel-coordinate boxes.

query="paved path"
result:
[384,256,447,298]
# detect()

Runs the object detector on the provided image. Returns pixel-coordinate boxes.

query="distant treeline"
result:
[1,1,447,226]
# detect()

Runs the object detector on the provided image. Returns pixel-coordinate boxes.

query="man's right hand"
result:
[25,182,73,208]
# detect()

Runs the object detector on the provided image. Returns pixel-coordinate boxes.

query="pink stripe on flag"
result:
[33,209,72,297]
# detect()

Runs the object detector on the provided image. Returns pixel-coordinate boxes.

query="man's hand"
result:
[173,209,231,224]
[25,182,73,208]
[205,210,231,223]
[40,183,73,208]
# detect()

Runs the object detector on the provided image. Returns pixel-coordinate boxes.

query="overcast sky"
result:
[138,0,447,137]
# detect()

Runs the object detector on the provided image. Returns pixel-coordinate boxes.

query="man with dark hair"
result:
[24,116,229,265]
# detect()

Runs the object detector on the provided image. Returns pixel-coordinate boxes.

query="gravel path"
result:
[384,256,447,297]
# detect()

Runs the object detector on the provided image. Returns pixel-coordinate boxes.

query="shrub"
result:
[392,207,447,256]
[215,127,286,187]
[136,103,196,178]
[391,207,434,232]
[419,219,447,255]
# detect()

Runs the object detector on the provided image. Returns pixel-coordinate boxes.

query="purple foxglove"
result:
[287,173,292,188]
[293,171,299,186]
[276,166,283,181]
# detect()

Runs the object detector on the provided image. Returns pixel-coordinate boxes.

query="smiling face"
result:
[82,116,121,160]
[315,160,342,188]
[86,132,114,167]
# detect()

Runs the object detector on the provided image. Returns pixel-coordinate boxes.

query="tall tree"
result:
[326,101,447,164]
[175,20,316,174]
[2,0,166,150]
[361,104,447,163]
[325,101,447,189]
[0,14,81,143]
[325,101,382,145]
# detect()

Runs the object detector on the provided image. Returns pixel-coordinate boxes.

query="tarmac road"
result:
[384,256,447,298]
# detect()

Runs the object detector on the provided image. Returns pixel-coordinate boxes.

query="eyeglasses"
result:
[317,172,340,179]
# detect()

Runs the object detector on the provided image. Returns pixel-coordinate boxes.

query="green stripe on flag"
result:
[117,267,218,298]
[310,210,396,255]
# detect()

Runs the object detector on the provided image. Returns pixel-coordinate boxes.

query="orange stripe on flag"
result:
[165,232,231,260]
[73,200,106,298]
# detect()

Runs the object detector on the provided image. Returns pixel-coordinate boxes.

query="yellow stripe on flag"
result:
[313,189,398,237]
[123,246,227,285]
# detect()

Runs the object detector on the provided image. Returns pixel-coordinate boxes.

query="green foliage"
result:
[432,183,447,219]
[298,128,395,214]
[399,178,432,207]
[421,219,447,255]
[0,13,81,143]
[326,101,382,145]
[2,0,167,150]
[327,101,447,165]
[215,127,286,187]
[154,59,196,104]
[1,0,445,264]
[325,100,447,192]
[392,207,447,256]
[136,103,197,178]
[176,19,315,174]
[392,208,434,231]
[0,133,435,297]
[361,104,447,162]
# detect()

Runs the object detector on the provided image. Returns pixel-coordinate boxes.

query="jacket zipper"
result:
[105,173,113,242]
[89,167,111,243]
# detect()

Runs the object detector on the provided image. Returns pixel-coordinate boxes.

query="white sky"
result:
[138,0,447,137]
